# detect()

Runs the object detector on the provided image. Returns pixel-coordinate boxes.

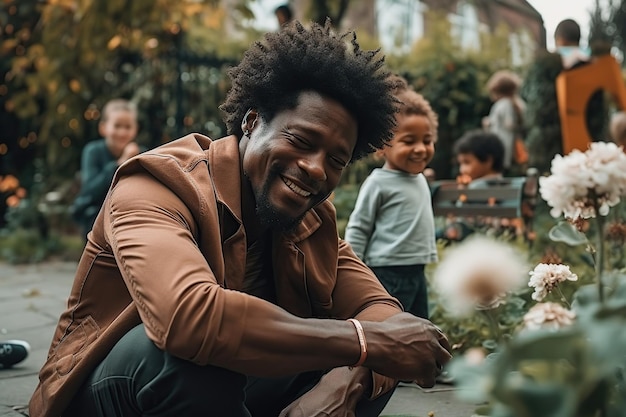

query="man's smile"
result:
[282,176,313,197]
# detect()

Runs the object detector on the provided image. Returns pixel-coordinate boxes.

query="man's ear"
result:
[241,109,259,136]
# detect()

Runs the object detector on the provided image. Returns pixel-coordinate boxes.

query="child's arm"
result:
[344,179,381,261]
[79,143,120,201]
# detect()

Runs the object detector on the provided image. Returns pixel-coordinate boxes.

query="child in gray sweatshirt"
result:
[345,75,438,319]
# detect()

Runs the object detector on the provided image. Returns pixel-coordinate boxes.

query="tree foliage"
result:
[1,0,257,185]
[588,0,626,61]
[306,0,351,26]
[614,0,626,62]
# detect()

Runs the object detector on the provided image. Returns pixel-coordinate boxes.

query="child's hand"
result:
[118,142,140,164]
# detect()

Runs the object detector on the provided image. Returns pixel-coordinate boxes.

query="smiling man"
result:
[30,21,451,417]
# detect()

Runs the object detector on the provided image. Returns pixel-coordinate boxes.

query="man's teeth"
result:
[283,178,311,197]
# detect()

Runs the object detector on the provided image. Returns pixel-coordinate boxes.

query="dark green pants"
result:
[370,264,429,319]
[64,324,395,416]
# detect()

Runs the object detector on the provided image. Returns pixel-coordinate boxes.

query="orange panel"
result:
[556,55,626,153]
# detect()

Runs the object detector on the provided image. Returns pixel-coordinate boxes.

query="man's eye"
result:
[329,156,347,170]
[288,134,310,148]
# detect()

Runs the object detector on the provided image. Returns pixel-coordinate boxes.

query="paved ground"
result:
[0,261,478,417]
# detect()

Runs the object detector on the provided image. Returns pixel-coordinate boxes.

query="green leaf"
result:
[572,284,601,312]
[548,221,588,246]
[482,339,498,350]
[506,382,578,417]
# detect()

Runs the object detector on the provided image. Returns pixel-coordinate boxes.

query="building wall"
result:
[422,0,544,48]
[264,0,546,62]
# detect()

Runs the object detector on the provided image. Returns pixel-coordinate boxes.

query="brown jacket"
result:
[29,134,402,417]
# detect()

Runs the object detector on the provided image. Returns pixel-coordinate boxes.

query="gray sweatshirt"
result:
[345,168,438,267]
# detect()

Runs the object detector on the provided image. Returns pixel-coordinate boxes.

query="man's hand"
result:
[362,312,452,387]
[278,367,370,417]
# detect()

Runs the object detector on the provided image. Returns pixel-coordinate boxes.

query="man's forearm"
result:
[225,300,367,376]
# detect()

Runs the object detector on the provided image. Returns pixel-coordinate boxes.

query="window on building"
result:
[245,0,287,32]
[376,0,425,54]
[449,0,484,50]
[510,29,535,66]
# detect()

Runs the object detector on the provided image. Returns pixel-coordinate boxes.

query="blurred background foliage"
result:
[0,0,625,264]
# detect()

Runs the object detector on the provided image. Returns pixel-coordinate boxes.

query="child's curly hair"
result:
[388,74,438,140]
[220,20,397,162]
[486,70,521,98]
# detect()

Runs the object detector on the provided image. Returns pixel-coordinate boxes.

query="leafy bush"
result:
[0,228,49,264]
[0,192,83,264]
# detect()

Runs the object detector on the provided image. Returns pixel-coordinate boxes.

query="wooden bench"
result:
[431,169,539,241]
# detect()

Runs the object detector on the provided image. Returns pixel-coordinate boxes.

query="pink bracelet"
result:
[347,318,367,367]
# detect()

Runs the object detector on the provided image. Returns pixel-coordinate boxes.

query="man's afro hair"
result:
[220,20,398,163]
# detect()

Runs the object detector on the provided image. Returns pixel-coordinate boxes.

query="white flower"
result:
[539,142,626,220]
[528,263,578,301]
[433,235,528,317]
[522,302,576,331]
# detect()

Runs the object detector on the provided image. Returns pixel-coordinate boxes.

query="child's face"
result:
[381,114,435,175]
[100,110,138,156]
[457,152,493,180]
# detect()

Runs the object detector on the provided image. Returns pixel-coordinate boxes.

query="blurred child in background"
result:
[440,129,515,242]
[71,99,140,236]
[484,70,526,174]
[454,129,505,187]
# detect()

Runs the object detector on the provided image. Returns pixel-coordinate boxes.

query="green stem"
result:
[480,309,502,345]
[555,285,571,308]
[595,214,605,304]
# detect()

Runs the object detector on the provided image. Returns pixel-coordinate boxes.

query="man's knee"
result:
[74,324,249,416]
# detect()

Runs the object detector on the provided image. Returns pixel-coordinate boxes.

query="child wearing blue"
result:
[71,99,140,236]
[345,75,438,319]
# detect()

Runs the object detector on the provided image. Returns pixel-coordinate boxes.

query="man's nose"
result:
[297,152,327,182]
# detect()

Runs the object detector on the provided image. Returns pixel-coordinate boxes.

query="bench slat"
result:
[431,177,528,218]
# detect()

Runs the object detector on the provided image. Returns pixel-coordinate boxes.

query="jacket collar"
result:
[207,135,243,224]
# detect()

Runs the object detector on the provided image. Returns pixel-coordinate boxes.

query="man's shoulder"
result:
[137,133,220,171]
[115,134,218,191]
[146,133,213,156]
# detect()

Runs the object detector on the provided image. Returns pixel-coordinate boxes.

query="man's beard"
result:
[251,168,308,233]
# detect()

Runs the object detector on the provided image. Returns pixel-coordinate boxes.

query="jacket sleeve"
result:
[104,172,250,366]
